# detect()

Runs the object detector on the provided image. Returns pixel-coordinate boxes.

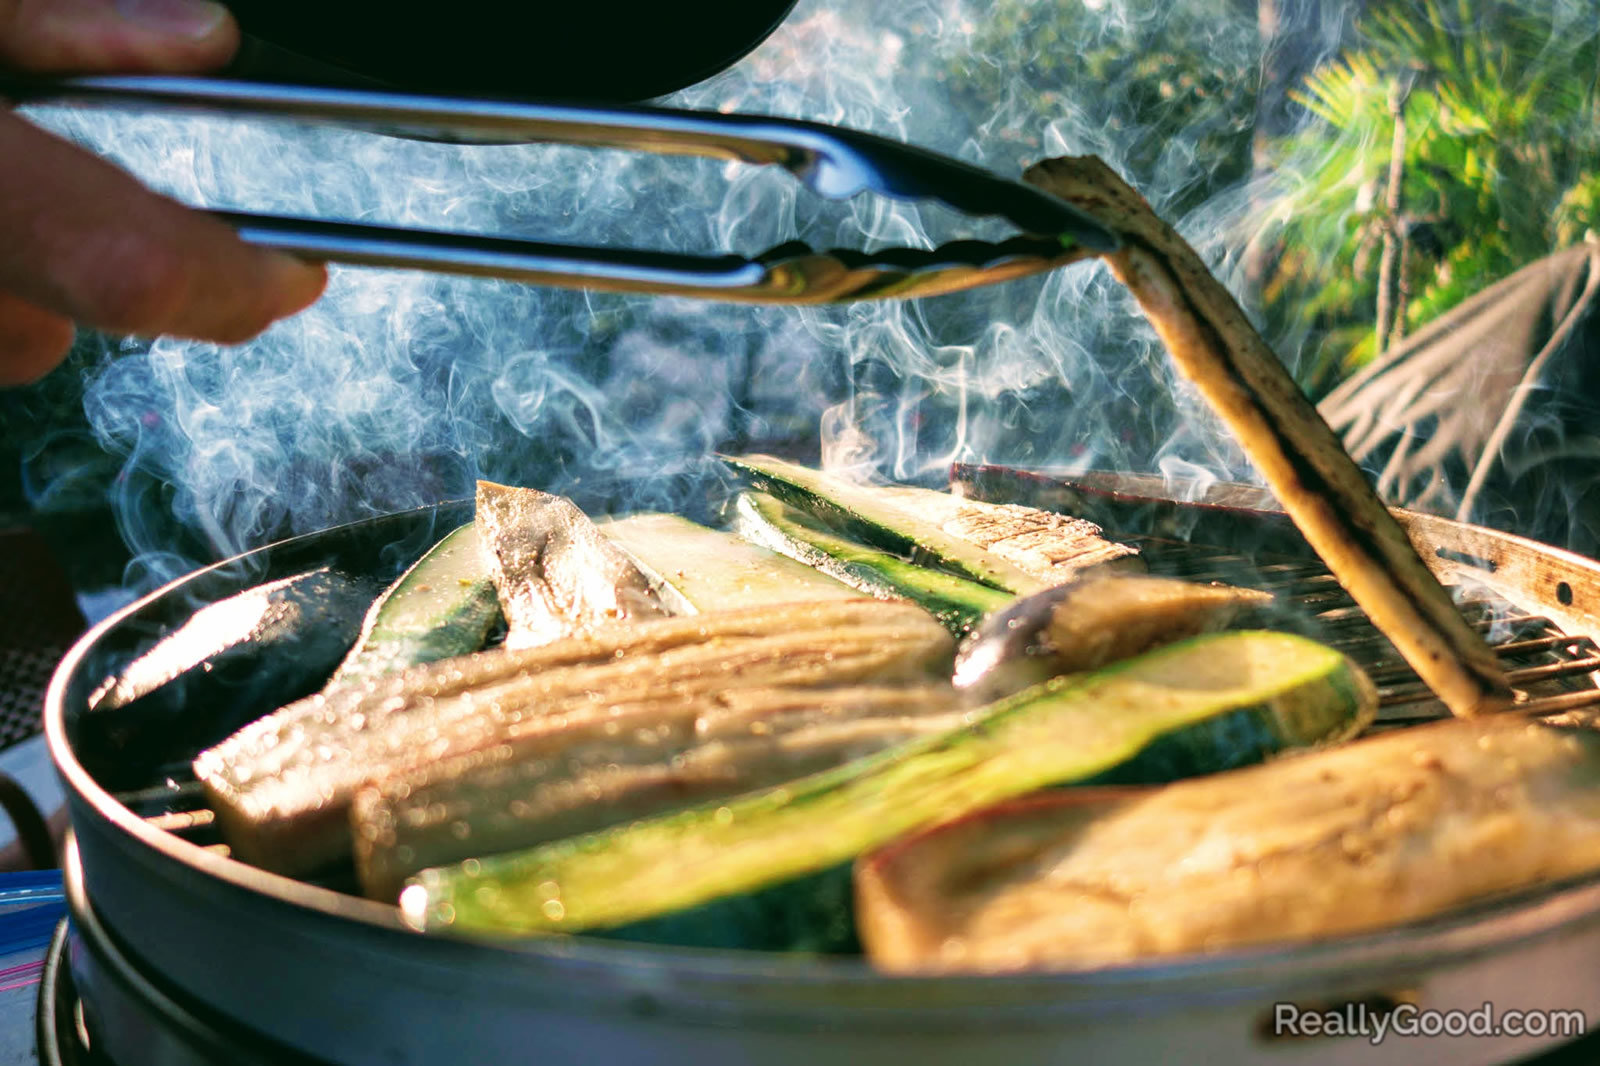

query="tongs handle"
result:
[7,76,1117,301]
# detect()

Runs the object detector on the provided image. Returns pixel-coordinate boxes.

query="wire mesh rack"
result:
[1133,536,1600,727]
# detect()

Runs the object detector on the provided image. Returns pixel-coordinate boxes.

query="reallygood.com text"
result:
[1273,1002,1585,1045]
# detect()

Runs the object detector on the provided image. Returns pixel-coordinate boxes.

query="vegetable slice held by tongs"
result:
[1023,156,1510,715]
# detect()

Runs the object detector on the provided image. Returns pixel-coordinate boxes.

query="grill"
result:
[43,470,1600,1066]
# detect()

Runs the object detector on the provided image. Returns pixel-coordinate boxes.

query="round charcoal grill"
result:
[42,470,1600,1065]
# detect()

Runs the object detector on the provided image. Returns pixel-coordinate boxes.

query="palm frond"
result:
[1261,0,1600,382]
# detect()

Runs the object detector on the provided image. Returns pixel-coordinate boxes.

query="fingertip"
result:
[234,252,328,341]
[180,252,326,345]
[3,0,241,74]
[0,113,324,347]
[113,0,231,41]
[113,0,240,70]
[263,253,329,318]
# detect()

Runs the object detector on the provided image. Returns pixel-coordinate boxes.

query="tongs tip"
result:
[1040,202,1121,256]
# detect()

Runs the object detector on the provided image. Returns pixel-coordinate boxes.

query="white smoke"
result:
[24,0,1339,592]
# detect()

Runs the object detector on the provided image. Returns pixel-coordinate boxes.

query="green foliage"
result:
[943,0,1261,217]
[1262,0,1600,377]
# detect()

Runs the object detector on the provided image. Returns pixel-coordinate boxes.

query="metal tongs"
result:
[6,77,1120,303]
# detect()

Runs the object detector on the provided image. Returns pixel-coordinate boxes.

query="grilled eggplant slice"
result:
[598,511,861,613]
[197,600,953,876]
[406,630,1375,940]
[83,567,374,787]
[733,491,1012,636]
[1023,156,1509,716]
[329,522,501,684]
[857,716,1600,972]
[953,575,1273,702]
[352,682,962,900]
[724,454,1140,595]
[476,480,669,649]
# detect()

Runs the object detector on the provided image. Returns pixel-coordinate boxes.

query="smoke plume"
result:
[24,0,1349,592]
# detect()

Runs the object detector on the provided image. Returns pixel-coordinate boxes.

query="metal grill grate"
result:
[1133,534,1600,724]
[0,528,88,752]
[114,530,1600,869]
[0,645,70,749]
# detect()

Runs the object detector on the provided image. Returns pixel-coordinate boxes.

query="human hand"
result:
[0,0,327,384]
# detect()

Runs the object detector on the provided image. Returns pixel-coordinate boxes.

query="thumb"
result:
[0,0,239,74]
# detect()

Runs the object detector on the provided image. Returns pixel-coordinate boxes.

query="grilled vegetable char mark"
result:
[725,454,1140,595]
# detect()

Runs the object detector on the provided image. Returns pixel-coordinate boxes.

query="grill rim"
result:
[40,479,1600,1057]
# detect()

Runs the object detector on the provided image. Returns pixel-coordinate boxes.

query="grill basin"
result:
[43,471,1600,1065]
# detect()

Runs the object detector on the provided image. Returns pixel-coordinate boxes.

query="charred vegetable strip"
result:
[724,454,1139,594]
[476,480,668,649]
[352,682,962,900]
[857,716,1600,972]
[406,630,1374,937]
[329,522,501,684]
[197,600,953,876]
[598,512,861,613]
[1023,156,1508,716]
[733,491,1011,636]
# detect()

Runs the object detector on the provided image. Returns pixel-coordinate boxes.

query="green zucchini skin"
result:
[732,492,1012,637]
[598,511,861,613]
[329,522,501,685]
[407,630,1376,940]
[723,454,1138,595]
[352,682,960,902]
[723,454,1037,592]
[592,864,859,954]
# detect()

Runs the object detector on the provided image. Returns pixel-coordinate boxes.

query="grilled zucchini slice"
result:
[329,522,501,684]
[724,454,1138,595]
[406,630,1375,942]
[599,512,861,613]
[732,491,1011,636]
